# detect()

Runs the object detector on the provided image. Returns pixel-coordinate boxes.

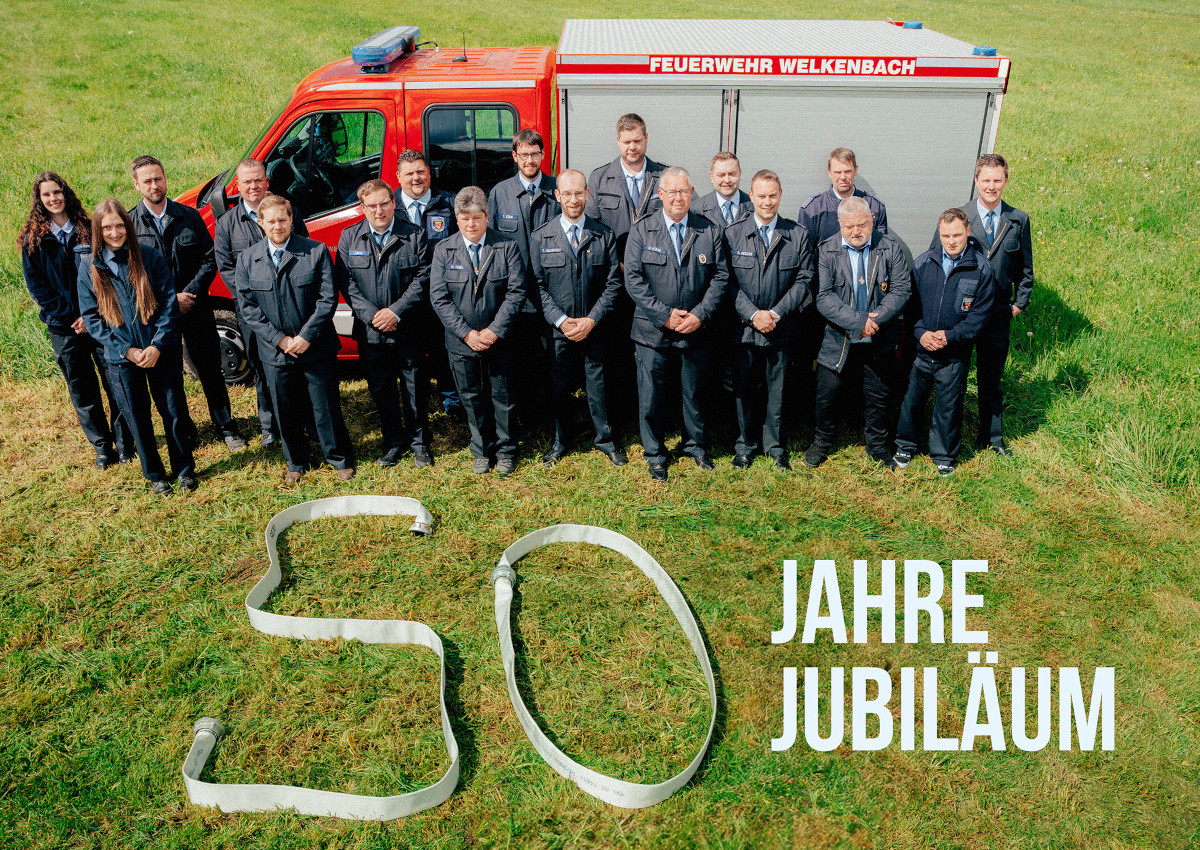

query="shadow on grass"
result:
[506,570,728,794]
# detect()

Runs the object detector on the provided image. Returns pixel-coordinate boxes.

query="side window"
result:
[262,110,386,220]
[423,105,517,196]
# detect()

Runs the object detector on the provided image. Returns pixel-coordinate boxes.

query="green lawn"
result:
[1,1,1199,847]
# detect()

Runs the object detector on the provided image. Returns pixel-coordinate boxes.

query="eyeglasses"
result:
[659,189,691,198]
[363,200,395,211]
[514,151,544,161]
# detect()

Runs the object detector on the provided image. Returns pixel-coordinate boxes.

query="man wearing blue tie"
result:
[690,152,751,230]
[932,154,1034,457]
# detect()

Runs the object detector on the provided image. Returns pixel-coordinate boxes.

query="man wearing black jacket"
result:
[131,155,244,450]
[897,208,996,477]
[335,179,433,468]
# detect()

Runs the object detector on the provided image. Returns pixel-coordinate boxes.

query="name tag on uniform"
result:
[540,247,563,254]
[445,263,466,271]
[732,249,755,257]
[644,245,666,255]
[347,250,370,256]
[500,213,519,220]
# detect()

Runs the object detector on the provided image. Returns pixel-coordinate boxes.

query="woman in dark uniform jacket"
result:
[76,199,197,495]
[18,172,132,467]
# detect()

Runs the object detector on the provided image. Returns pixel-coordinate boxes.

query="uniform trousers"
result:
[359,340,428,451]
[735,345,791,459]
[634,342,711,465]
[895,357,969,466]
[262,357,355,473]
[48,326,132,459]
[975,311,1012,447]
[811,343,896,458]
[448,345,518,461]
[238,312,277,438]
[547,333,614,454]
[104,350,195,483]
[179,301,238,439]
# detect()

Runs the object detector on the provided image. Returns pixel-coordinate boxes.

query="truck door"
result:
[403,88,525,196]
[253,99,398,249]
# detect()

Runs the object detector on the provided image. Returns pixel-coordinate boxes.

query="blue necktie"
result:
[670,223,683,261]
[272,247,284,269]
[57,230,69,247]
[723,201,734,225]
[568,224,579,254]
[759,225,770,249]
[373,231,386,251]
[628,175,641,207]
[852,250,868,312]
[409,202,422,226]
[469,242,481,271]
[984,210,996,247]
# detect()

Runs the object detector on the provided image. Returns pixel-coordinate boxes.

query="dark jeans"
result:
[104,350,195,483]
[360,340,429,451]
[262,357,355,473]
[547,333,614,453]
[895,356,969,466]
[47,325,133,458]
[812,342,896,457]
[449,346,518,461]
[179,301,238,439]
[735,344,790,458]
[634,342,711,466]
[975,310,1012,447]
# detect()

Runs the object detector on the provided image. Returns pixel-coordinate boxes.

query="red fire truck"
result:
[177,20,1010,382]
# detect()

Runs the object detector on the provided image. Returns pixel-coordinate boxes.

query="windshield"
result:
[222,97,290,195]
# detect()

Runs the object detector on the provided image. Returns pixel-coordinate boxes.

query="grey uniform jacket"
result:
[233,235,339,367]
[428,230,526,358]
[690,189,752,230]
[131,199,216,298]
[583,157,667,243]
[530,218,622,338]
[624,212,730,350]
[213,203,308,284]
[932,201,1034,314]
[724,216,814,346]
[814,230,912,372]
[334,217,431,346]
[487,172,561,276]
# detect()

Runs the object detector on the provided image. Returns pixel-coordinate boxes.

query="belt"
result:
[491,524,718,808]
[181,495,454,821]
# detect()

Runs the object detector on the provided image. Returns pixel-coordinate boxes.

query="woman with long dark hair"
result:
[18,172,133,467]
[76,199,197,495]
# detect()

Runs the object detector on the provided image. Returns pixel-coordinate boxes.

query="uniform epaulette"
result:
[800,194,820,209]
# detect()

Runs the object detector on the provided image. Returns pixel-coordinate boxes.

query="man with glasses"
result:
[335,179,433,469]
[623,167,729,482]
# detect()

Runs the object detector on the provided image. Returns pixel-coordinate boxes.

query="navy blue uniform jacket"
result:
[814,230,911,372]
[799,187,888,249]
[213,202,308,285]
[233,235,339,367]
[77,245,179,365]
[395,187,458,247]
[428,231,526,358]
[334,216,431,345]
[529,217,622,337]
[131,199,216,297]
[724,216,814,346]
[23,230,88,332]
[910,244,997,363]
[623,212,730,350]
[931,201,1034,313]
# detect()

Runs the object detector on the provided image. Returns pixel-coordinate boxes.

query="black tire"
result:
[212,306,254,386]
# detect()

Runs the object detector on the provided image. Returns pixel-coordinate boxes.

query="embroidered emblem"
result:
[699,253,707,263]
[880,281,889,293]
[445,263,466,271]
[961,296,974,311]
[431,216,446,233]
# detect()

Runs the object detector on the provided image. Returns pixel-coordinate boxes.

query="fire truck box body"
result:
[555,19,1010,251]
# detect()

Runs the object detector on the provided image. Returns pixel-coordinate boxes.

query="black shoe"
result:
[893,450,914,469]
[803,446,828,468]
[376,446,404,468]
[869,451,898,471]
[772,454,792,471]
[732,453,753,470]
[118,454,135,465]
[414,447,434,468]
[261,432,278,448]
[988,443,1014,458]
[151,481,172,496]
[177,475,198,492]
[603,448,629,467]
[937,463,956,478]
[542,446,567,467]
[495,457,517,475]
[223,434,246,451]
[95,454,116,470]
[693,454,715,471]
[648,462,668,482]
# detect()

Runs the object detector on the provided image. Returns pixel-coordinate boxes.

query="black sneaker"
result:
[376,446,404,468]
[893,450,914,469]
[937,464,956,478]
[988,443,1014,458]
[151,481,172,496]
[803,446,827,468]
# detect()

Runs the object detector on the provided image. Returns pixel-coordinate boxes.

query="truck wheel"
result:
[212,307,254,386]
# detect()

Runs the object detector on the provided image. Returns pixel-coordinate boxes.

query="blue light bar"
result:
[353,26,420,72]
[973,45,997,56]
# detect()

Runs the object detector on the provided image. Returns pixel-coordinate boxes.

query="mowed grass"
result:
[1,0,1199,847]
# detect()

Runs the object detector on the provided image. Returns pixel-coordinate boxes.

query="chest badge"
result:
[431,217,446,233]
[880,281,889,293]
[698,253,706,263]
[961,296,974,311]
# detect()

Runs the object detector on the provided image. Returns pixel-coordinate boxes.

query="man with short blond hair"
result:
[624,166,729,481]
[335,178,433,468]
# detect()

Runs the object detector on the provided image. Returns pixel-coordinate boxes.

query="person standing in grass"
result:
[76,199,196,495]
[19,172,134,469]
[130,155,245,453]
[895,208,996,477]
[233,194,355,485]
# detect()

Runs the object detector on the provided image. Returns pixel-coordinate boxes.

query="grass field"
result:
[2,0,1199,847]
